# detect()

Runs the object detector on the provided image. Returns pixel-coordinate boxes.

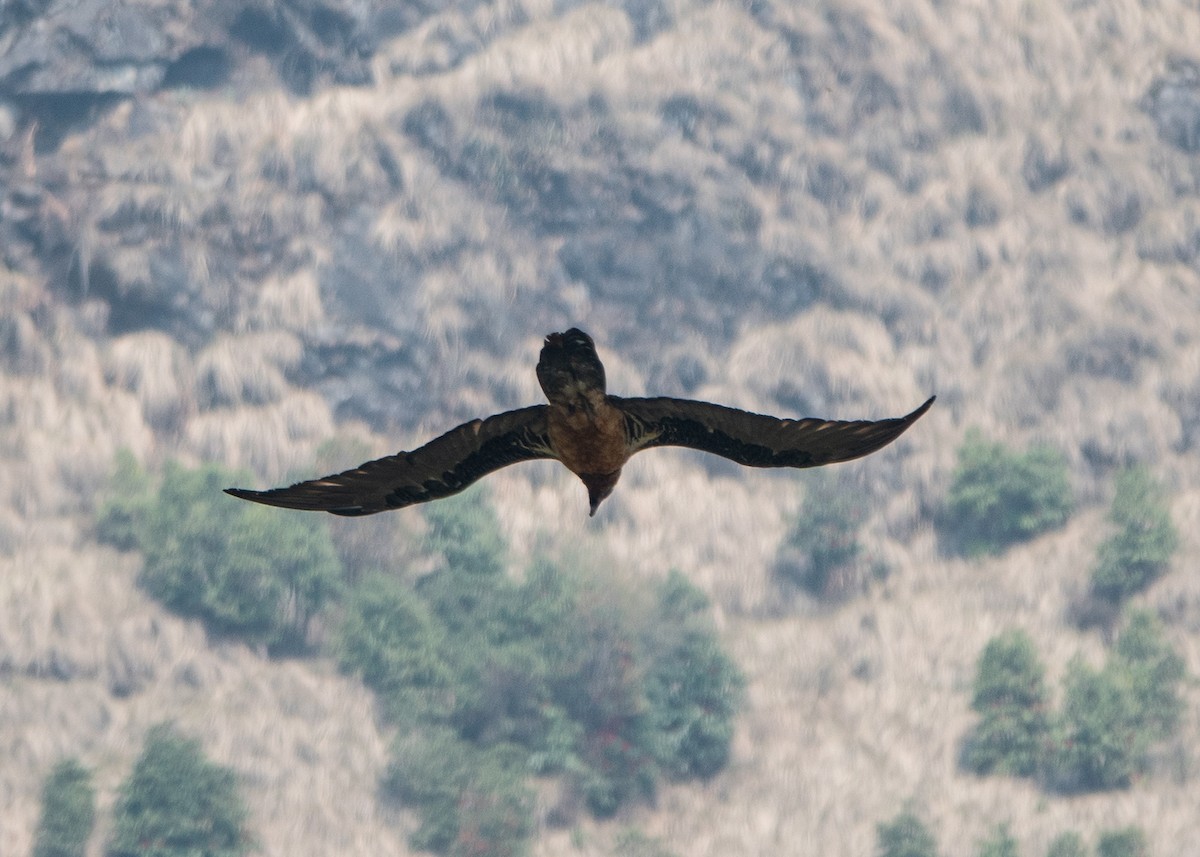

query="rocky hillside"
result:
[2,0,1200,855]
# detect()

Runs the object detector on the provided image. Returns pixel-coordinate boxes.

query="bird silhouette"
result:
[226,328,934,517]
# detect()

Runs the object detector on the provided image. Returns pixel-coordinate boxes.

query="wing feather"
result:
[613,395,934,469]
[225,406,554,515]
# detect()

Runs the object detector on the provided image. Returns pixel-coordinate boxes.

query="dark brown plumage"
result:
[226,328,934,517]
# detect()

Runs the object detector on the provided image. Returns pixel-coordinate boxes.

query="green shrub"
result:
[538,570,653,818]
[333,572,452,722]
[1090,468,1177,604]
[1045,832,1086,857]
[1112,610,1185,742]
[223,505,343,651]
[105,459,341,652]
[876,809,939,857]
[423,486,507,579]
[613,828,679,857]
[414,546,570,751]
[971,630,1048,710]
[437,541,740,804]
[976,824,1019,857]
[642,572,744,780]
[383,727,473,852]
[1046,611,1185,793]
[1046,657,1141,791]
[962,629,1049,776]
[940,430,1073,557]
[1097,828,1148,857]
[107,724,248,857]
[95,450,154,551]
[362,497,743,852]
[775,472,868,600]
[33,759,95,857]
[383,728,531,857]
[415,488,512,646]
[450,758,534,857]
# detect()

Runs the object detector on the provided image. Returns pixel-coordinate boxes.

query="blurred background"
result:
[2,0,1199,855]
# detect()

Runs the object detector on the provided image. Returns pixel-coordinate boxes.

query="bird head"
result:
[581,469,621,516]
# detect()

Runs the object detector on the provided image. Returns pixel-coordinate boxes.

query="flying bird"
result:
[226,329,934,517]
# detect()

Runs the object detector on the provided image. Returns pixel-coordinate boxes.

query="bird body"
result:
[547,401,628,513]
[226,328,934,517]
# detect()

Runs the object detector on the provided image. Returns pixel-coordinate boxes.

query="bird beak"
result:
[583,470,620,518]
[587,484,605,517]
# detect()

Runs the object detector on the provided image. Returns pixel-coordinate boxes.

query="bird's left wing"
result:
[613,395,934,469]
[225,405,554,515]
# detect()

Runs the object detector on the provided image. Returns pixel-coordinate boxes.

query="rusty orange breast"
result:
[547,397,629,477]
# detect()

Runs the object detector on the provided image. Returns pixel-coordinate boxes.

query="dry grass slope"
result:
[2,0,1200,855]
[0,545,412,857]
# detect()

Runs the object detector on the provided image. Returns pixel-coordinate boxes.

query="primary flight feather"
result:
[226,329,934,517]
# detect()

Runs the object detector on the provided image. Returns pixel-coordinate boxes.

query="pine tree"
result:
[33,759,95,857]
[1097,827,1148,857]
[1045,612,1185,792]
[128,461,341,651]
[1045,832,1086,857]
[976,824,1019,857]
[877,809,939,857]
[107,725,249,857]
[1090,468,1177,605]
[962,629,1049,777]
[1112,609,1186,741]
[941,430,1072,557]
[775,472,867,599]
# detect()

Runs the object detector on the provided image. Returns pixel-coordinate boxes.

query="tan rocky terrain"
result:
[2,0,1200,855]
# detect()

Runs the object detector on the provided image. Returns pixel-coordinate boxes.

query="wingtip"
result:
[225,486,283,506]
[224,485,371,516]
[910,395,936,420]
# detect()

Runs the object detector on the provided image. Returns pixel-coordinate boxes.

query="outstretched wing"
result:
[613,395,934,469]
[226,406,555,516]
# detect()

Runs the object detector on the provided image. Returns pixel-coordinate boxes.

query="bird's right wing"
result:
[613,395,934,469]
[225,405,555,515]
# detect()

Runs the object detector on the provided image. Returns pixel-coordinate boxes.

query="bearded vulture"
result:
[226,328,934,517]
